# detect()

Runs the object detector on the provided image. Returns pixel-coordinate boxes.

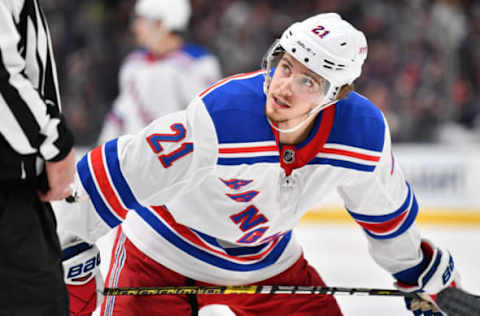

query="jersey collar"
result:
[271,105,336,176]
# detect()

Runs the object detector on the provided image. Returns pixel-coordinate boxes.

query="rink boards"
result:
[301,207,480,226]
[304,144,480,226]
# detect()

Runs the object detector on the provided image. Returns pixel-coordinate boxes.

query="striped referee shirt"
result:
[0,0,73,182]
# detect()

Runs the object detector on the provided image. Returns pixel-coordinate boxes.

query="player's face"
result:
[265,54,327,129]
[131,16,167,49]
[131,16,151,46]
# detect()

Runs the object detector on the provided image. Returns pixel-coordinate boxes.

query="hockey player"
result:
[97,0,221,144]
[57,13,459,316]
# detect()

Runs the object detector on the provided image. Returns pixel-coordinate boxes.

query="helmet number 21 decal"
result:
[312,25,330,39]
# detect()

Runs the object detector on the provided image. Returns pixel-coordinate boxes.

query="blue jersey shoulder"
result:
[201,72,274,144]
[182,43,211,59]
[126,48,149,60]
[327,92,386,152]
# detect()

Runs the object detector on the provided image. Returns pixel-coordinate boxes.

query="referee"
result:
[0,1,75,315]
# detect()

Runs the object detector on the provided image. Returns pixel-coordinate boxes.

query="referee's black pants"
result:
[0,183,69,316]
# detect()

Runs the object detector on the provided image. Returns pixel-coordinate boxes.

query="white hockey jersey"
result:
[62,70,424,285]
[97,44,221,144]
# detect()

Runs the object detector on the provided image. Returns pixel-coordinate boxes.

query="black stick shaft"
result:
[103,285,480,316]
[103,285,415,297]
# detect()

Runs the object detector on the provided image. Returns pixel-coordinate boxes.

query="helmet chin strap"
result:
[267,99,337,134]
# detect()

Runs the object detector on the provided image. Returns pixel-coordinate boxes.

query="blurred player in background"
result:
[95,0,221,314]
[57,13,461,316]
[97,0,221,144]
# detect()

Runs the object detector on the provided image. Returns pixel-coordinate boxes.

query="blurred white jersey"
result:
[97,44,221,143]
[59,71,424,286]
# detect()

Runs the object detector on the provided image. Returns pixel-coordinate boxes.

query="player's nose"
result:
[277,77,294,97]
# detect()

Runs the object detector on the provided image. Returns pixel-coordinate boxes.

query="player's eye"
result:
[280,63,291,76]
[296,76,319,93]
[300,76,314,88]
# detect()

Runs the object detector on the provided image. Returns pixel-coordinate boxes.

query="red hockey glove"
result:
[63,241,104,316]
[395,239,459,316]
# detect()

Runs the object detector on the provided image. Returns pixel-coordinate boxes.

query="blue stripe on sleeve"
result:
[364,195,419,240]
[77,148,121,228]
[218,156,279,165]
[309,157,376,172]
[348,183,412,223]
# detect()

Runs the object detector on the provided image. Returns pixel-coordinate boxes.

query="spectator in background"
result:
[44,0,480,145]
[0,0,76,315]
[97,0,221,144]
[456,1,480,132]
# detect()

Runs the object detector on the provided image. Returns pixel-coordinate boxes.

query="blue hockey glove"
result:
[395,239,459,316]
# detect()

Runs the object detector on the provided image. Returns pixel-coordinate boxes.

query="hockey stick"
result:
[103,285,480,315]
[436,287,480,316]
[103,285,415,297]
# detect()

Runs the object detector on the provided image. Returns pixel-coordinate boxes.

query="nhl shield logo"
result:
[283,149,295,164]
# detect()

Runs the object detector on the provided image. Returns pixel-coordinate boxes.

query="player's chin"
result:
[266,110,288,125]
[266,103,279,117]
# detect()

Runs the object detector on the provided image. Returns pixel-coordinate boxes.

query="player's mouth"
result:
[272,95,291,110]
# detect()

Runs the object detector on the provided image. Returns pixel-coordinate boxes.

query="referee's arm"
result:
[0,0,75,200]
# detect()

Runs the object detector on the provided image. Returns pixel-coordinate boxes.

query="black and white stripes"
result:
[0,0,72,181]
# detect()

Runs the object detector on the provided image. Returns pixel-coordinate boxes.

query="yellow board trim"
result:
[300,208,480,226]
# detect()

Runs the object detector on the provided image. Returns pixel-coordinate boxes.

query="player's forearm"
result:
[366,225,424,278]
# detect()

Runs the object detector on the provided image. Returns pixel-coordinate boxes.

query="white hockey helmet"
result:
[134,0,191,31]
[263,13,368,103]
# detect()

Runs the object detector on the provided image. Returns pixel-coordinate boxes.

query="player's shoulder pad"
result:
[198,71,274,144]
[181,43,212,59]
[327,92,386,153]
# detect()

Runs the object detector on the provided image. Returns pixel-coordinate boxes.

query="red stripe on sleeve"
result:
[90,147,129,219]
[356,210,408,234]
[319,147,380,162]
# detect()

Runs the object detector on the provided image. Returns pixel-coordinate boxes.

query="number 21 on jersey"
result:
[146,123,193,168]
